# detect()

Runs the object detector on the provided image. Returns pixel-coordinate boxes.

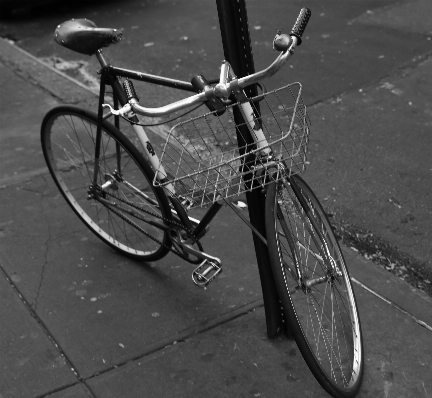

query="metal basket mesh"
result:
[153,82,310,208]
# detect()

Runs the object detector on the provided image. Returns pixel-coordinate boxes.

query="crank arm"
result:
[177,239,221,265]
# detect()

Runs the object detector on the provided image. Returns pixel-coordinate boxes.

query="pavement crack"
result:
[19,186,44,194]
[34,234,50,312]
[351,278,432,333]
[0,263,94,396]
[33,190,53,312]
[84,300,264,382]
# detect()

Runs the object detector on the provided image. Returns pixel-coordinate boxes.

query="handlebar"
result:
[290,7,312,45]
[225,7,311,90]
[108,8,311,118]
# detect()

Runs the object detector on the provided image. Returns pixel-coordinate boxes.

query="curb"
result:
[0,38,97,104]
[342,246,432,331]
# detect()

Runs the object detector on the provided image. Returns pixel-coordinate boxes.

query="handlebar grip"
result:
[123,79,139,101]
[290,7,311,45]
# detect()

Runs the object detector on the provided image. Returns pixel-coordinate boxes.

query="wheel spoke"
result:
[41,107,171,260]
[265,176,363,394]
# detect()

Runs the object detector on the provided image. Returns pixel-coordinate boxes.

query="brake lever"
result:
[102,103,132,116]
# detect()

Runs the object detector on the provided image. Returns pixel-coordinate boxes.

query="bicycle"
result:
[41,8,364,398]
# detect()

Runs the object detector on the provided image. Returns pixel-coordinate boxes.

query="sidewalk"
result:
[0,38,431,398]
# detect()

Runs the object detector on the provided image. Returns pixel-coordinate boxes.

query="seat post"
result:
[95,49,109,68]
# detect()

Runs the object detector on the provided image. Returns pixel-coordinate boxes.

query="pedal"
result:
[192,259,222,288]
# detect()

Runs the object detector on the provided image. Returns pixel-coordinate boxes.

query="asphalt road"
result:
[0,0,430,103]
[1,0,431,291]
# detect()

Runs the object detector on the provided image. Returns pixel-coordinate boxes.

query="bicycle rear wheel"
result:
[41,105,172,261]
[265,174,363,398]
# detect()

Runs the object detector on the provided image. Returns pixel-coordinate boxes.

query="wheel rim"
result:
[44,112,167,257]
[276,178,362,390]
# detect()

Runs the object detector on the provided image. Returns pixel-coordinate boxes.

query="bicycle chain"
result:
[96,189,203,263]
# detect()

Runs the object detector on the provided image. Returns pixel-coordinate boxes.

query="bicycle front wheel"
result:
[265,174,363,398]
[41,105,172,261]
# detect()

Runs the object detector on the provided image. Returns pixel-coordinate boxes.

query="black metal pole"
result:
[216,0,285,338]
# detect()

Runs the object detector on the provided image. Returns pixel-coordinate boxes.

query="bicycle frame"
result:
[82,33,301,286]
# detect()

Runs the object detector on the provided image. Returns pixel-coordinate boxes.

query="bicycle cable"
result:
[120,103,205,127]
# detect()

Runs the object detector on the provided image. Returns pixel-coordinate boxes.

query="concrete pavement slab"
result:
[343,246,432,329]
[0,269,77,397]
[0,38,96,104]
[0,60,57,186]
[86,289,432,398]
[2,170,431,396]
[88,307,322,398]
[0,174,267,379]
[357,288,432,398]
[40,383,91,398]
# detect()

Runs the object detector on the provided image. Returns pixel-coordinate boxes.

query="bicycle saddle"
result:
[54,19,122,56]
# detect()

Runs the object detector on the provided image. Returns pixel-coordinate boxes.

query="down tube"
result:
[130,123,175,195]
[238,101,271,155]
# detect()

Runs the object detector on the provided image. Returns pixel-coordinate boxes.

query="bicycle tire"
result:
[41,105,172,261]
[265,174,364,398]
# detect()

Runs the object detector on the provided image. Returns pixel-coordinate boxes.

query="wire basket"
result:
[153,82,310,208]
